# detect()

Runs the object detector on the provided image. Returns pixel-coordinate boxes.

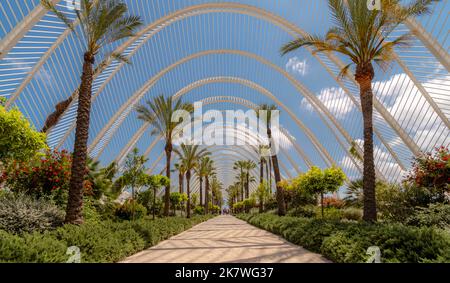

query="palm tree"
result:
[227,184,240,212]
[41,0,142,224]
[136,95,193,216]
[174,162,186,194]
[210,176,222,207]
[243,160,257,199]
[202,158,215,213]
[280,0,433,221]
[258,104,286,216]
[194,159,205,207]
[233,160,246,201]
[174,144,210,218]
[256,145,270,185]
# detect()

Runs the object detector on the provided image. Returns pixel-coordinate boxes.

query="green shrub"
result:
[0,230,67,263]
[193,206,204,215]
[0,193,64,234]
[315,207,342,220]
[406,203,450,229]
[0,215,212,263]
[287,205,315,218]
[115,199,147,220]
[238,213,450,263]
[341,207,363,221]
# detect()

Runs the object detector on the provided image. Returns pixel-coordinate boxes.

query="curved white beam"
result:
[145,125,297,181]
[85,51,343,171]
[48,3,414,166]
[0,0,60,60]
[405,18,450,72]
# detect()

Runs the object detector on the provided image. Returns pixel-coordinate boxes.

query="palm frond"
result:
[41,0,76,33]
[337,63,354,81]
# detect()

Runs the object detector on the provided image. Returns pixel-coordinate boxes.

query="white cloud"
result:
[300,87,355,119]
[286,57,308,76]
[340,139,405,182]
[36,67,55,87]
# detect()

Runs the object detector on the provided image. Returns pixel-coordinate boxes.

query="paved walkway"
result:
[121,215,330,263]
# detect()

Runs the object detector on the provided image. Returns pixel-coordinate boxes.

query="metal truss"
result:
[1,1,447,183]
[42,3,412,173]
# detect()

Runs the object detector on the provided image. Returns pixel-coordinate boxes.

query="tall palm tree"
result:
[202,158,215,213]
[174,144,210,218]
[136,95,193,216]
[280,0,433,221]
[41,0,142,224]
[256,145,270,185]
[258,104,286,216]
[233,160,246,201]
[194,157,208,207]
[210,177,223,207]
[174,162,186,194]
[227,184,240,212]
[243,160,257,199]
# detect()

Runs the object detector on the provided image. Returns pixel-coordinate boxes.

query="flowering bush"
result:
[1,149,91,206]
[407,146,449,190]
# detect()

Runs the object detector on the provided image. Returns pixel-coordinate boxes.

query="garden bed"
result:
[0,215,213,263]
[237,213,450,263]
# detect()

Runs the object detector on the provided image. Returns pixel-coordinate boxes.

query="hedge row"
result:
[0,216,212,263]
[237,213,450,263]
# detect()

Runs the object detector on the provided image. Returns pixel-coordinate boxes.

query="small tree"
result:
[255,181,270,213]
[121,148,148,199]
[0,105,47,164]
[191,193,199,207]
[170,192,183,215]
[298,166,346,218]
[140,174,170,220]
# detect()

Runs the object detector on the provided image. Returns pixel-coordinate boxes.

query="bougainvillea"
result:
[1,149,92,206]
[407,146,449,192]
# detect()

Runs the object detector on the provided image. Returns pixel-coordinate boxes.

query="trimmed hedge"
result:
[0,215,212,263]
[237,213,450,263]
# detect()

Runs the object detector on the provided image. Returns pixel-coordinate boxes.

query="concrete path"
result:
[121,215,330,263]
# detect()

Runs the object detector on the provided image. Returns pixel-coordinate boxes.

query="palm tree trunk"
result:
[205,176,210,214]
[260,159,264,184]
[265,160,269,187]
[245,171,250,199]
[65,52,94,225]
[240,169,244,201]
[178,172,183,194]
[199,176,203,207]
[186,170,191,218]
[269,158,273,192]
[268,127,286,216]
[163,143,172,217]
[356,63,377,222]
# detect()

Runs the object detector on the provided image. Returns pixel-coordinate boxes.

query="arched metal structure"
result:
[1,0,448,188]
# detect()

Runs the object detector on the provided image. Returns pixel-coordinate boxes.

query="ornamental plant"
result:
[1,149,92,206]
[406,146,449,198]
[297,166,346,218]
[0,105,47,163]
[322,196,345,209]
